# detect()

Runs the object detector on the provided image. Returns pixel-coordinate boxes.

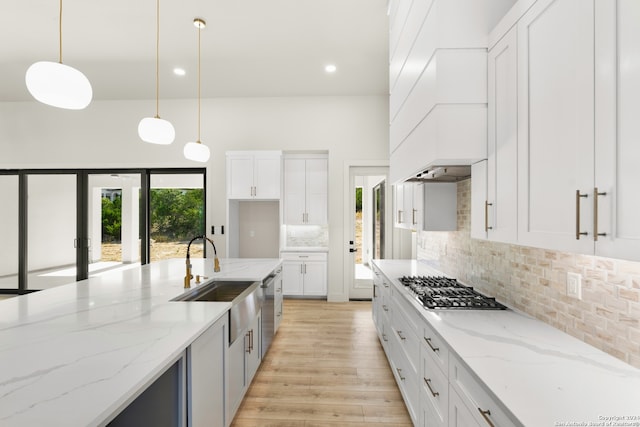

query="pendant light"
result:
[25,0,92,110]
[138,0,175,145]
[184,18,210,163]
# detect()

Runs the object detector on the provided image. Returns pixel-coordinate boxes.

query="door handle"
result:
[349,248,357,253]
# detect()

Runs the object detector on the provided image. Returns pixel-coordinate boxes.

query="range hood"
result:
[404,166,471,183]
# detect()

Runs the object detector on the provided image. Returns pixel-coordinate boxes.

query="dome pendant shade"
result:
[184,141,210,162]
[25,61,92,110]
[138,117,176,145]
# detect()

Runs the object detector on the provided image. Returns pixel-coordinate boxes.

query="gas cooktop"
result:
[398,275,507,310]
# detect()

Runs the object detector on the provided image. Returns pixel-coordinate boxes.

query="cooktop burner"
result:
[398,275,506,310]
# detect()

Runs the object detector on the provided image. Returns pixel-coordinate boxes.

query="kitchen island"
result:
[0,258,281,427]
[372,259,640,426]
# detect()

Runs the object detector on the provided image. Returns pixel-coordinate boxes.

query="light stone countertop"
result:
[0,257,282,427]
[372,259,640,426]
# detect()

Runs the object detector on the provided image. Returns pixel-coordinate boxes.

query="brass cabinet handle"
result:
[576,190,588,239]
[396,330,406,341]
[396,368,405,381]
[423,378,439,397]
[594,187,607,241]
[485,201,493,232]
[424,337,439,352]
[478,408,496,427]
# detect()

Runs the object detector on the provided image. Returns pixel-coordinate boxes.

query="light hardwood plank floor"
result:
[231,299,413,427]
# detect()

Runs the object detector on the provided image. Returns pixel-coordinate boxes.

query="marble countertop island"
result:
[0,258,281,427]
[373,259,640,426]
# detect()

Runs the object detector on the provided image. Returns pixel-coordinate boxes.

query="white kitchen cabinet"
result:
[394,182,427,231]
[513,0,640,261]
[449,354,518,427]
[227,151,281,199]
[274,267,283,332]
[226,310,262,422]
[281,252,327,297]
[472,25,518,243]
[188,314,227,427]
[593,0,640,260]
[516,0,595,254]
[283,156,328,225]
[449,387,482,427]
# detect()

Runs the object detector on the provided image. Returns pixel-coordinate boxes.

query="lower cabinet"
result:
[227,310,262,423]
[274,267,283,332]
[188,315,228,427]
[281,252,327,296]
[372,264,520,427]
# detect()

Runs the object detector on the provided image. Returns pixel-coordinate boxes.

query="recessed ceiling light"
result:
[173,68,186,76]
[325,64,337,73]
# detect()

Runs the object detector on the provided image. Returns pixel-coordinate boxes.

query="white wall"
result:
[0,95,389,301]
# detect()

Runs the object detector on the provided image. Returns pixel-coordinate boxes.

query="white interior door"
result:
[345,165,390,300]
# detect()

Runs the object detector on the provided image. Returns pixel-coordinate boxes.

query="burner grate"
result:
[398,275,507,310]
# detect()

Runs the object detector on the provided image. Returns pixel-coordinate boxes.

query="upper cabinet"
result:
[395,182,456,231]
[471,25,518,243]
[283,155,328,225]
[480,0,640,261]
[227,151,282,200]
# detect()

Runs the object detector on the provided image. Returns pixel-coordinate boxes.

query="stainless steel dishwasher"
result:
[261,273,276,357]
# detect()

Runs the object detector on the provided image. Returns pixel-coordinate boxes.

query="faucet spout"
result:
[184,235,220,288]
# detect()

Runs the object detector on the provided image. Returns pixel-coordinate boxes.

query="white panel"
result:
[517,0,594,253]
[305,158,328,225]
[227,156,254,199]
[254,155,281,199]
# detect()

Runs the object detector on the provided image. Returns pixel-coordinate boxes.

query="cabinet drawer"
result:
[421,343,448,426]
[280,252,327,262]
[390,299,420,374]
[387,334,420,426]
[422,321,449,373]
[449,355,519,427]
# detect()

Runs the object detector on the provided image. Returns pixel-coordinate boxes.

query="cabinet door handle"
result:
[424,337,439,352]
[423,378,439,397]
[373,285,377,298]
[245,332,251,353]
[383,305,389,312]
[412,208,416,225]
[250,329,254,352]
[396,368,405,381]
[396,330,406,341]
[478,408,496,427]
[575,190,588,239]
[594,187,607,241]
[382,333,388,342]
[485,201,493,232]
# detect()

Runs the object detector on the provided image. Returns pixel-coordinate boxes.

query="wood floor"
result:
[231,299,413,427]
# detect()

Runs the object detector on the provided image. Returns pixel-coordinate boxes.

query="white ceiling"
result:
[0,0,389,101]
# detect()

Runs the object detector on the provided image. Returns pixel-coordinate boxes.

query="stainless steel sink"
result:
[173,280,263,345]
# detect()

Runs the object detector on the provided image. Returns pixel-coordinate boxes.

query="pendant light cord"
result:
[59,0,63,63]
[197,22,201,143]
[155,0,160,118]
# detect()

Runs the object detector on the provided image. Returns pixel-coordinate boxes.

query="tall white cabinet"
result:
[471,25,518,243]
[510,0,640,260]
[516,0,595,254]
[283,156,328,225]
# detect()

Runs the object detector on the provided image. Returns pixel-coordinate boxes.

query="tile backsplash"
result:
[283,224,329,248]
[416,179,640,368]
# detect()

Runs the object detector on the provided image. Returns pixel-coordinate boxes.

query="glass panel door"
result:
[27,174,77,290]
[149,173,205,261]
[88,173,142,274]
[0,175,19,290]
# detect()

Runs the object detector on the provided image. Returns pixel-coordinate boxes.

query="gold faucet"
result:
[184,235,221,288]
